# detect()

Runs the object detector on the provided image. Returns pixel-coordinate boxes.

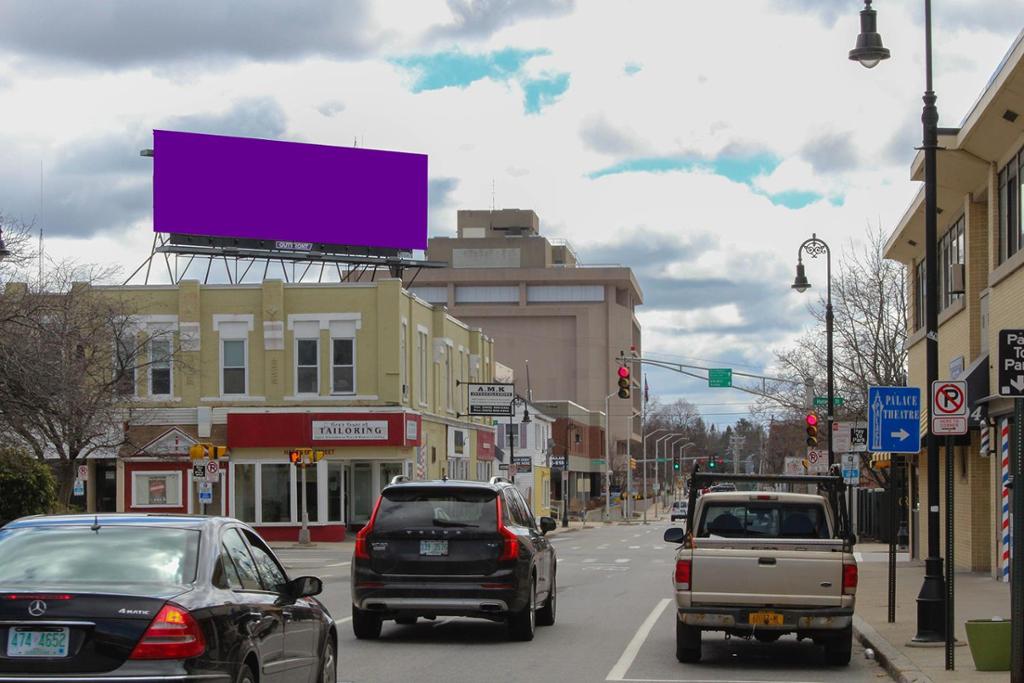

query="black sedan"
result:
[0,514,336,682]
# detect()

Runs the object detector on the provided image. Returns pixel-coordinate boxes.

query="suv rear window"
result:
[697,503,830,539]
[375,488,498,532]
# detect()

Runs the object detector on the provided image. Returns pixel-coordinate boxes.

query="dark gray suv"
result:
[351,476,558,641]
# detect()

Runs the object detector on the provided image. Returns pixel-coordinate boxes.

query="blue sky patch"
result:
[588,151,781,183]
[624,62,642,75]
[391,48,548,92]
[763,189,824,209]
[523,73,570,113]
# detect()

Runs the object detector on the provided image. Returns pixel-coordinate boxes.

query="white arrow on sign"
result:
[1012,376,1024,393]
[891,428,910,441]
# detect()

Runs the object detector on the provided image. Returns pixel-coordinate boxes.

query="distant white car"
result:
[670,500,688,522]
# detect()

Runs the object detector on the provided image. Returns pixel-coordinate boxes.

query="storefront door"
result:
[95,462,118,512]
[351,464,373,525]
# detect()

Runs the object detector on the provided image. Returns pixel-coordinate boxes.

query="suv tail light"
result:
[354,496,383,560]
[495,496,519,561]
[842,563,858,594]
[129,604,205,660]
[675,559,692,590]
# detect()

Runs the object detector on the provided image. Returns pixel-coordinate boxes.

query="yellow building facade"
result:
[95,277,496,541]
[884,33,1024,578]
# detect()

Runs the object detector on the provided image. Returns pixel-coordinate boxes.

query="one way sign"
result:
[999,329,1024,396]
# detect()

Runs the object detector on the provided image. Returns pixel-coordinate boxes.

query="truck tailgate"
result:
[690,539,846,607]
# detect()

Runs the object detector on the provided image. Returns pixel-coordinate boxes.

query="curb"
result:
[853,615,934,683]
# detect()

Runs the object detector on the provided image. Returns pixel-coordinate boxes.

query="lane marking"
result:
[571,546,581,550]
[615,558,630,563]
[614,679,828,683]
[605,598,671,681]
[854,552,864,562]
[583,558,597,563]
[629,545,641,549]
[336,617,352,624]
[653,545,665,550]
[557,558,565,563]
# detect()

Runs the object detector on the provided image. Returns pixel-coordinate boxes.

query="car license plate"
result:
[7,627,70,658]
[748,611,784,626]
[420,540,448,556]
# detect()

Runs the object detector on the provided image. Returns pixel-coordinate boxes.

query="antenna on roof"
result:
[90,515,100,532]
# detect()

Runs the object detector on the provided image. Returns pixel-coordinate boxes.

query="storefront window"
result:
[352,464,373,522]
[132,471,181,507]
[261,464,291,522]
[233,463,256,523]
[327,462,344,522]
[381,462,403,489]
[295,464,319,522]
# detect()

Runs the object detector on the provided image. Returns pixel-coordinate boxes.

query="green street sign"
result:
[813,396,845,407]
[708,368,732,388]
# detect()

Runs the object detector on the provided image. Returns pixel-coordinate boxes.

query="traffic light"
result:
[211,445,228,459]
[289,450,302,466]
[313,450,326,462]
[629,457,637,471]
[707,456,716,469]
[673,461,680,471]
[806,412,820,447]
[617,365,631,399]
[188,444,206,460]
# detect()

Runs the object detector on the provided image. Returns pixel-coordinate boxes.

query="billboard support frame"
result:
[123,232,445,286]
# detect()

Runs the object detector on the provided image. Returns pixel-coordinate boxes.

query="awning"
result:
[964,354,990,428]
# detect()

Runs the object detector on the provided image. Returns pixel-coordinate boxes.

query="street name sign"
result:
[466,383,515,416]
[841,453,860,484]
[931,380,968,436]
[814,396,845,407]
[998,330,1024,396]
[708,369,732,388]
[868,386,921,454]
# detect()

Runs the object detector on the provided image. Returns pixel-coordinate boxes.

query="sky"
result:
[0,0,1020,426]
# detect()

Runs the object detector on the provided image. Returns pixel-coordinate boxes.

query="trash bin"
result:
[965,618,1011,671]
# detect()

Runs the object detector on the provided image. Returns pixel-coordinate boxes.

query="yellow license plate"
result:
[748,611,784,626]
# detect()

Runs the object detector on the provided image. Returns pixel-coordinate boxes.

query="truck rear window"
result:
[374,489,498,533]
[697,503,830,539]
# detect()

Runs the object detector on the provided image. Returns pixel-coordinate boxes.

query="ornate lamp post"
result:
[792,233,835,467]
[849,0,947,645]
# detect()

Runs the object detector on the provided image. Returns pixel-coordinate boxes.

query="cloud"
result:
[801,132,859,173]
[522,72,570,114]
[316,100,346,117]
[885,112,920,166]
[579,115,649,156]
[769,0,846,27]
[428,177,460,235]
[391,47,547,92]
[0,0,374,69]
[0,97,289,239]
[427,0,575,40]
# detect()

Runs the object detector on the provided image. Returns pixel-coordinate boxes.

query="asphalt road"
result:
[275,522,888,683]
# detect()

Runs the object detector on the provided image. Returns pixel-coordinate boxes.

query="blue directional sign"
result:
[868,386,922,453]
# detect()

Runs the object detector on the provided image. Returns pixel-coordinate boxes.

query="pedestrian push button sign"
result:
[868,386,921,454]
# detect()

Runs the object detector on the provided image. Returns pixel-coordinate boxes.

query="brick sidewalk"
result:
[853,544,1011,681]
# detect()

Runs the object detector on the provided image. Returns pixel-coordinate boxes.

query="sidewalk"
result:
[853,543,1011,682]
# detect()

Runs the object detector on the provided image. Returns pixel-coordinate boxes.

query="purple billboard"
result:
[153,130,427,251]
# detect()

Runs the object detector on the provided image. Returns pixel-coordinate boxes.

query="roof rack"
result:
[489,476,512,485]
[389,475,410,485]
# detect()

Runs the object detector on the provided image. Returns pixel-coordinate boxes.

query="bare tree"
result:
[0,265,178,504]
[0,213,38,284]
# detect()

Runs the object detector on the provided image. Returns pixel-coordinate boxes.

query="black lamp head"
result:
[792,262,811,293]
[849,0,891,69]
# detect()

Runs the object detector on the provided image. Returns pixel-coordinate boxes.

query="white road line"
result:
[854,552,864,562]
[328,561,350,567]
[571,546,581,550]
[605,598,671,681]
[583,558,596,563]
[557,558,565,563]
[615,679,827,683]
[336,617,352,624]
[629,545,641,549]
[653,545,665,550]
[615,558,630,563]
[597,544,609,550]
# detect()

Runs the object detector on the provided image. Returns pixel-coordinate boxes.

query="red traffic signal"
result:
[805,413,819,447]
[617,365,631,399]
[618,366,630,379]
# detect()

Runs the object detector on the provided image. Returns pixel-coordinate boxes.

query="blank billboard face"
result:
[153,130,427,251]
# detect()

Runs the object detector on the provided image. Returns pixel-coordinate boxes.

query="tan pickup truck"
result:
[664,472,857,666]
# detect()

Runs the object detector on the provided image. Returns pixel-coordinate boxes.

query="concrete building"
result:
[408,209,643,483]
[533,400,606,515]
[883,30,1024,579]
[53,278,497,541]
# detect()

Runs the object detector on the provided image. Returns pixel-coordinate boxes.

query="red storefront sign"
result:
[476,427,496,461]
[228,412,422,448]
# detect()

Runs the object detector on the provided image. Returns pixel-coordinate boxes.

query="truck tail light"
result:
[675,559,692,590]
[495,496,519,561]
[354,496,382,560]
[842,564,858,594]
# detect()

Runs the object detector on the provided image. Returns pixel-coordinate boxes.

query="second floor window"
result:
[938,217,965,309]
[998,148,1023,264]
[114,332,136,396]
[149,336,172,397]
[417,331,428,404]
[332,338,355,394]
[296,338,318,394]
[222,339,247,395]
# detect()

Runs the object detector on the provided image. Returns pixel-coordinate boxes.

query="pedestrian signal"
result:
[289,450,302,465]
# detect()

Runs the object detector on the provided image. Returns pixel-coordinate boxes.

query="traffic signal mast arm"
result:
[615,355,810,399]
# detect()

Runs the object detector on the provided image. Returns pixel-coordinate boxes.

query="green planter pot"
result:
[965,619,1011,672]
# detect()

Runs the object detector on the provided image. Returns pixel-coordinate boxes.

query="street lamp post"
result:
[644,428,671,510]
[662,434,688,497]
[674,442,696,497]
[507,396,531,488]
[561,421,579,528]
[849,0,947,644]
[603,392,616,521]
[792,234,834,469]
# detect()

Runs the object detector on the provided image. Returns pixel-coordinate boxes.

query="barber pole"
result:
[1002,418,1012,583]
[981,423,991,457]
